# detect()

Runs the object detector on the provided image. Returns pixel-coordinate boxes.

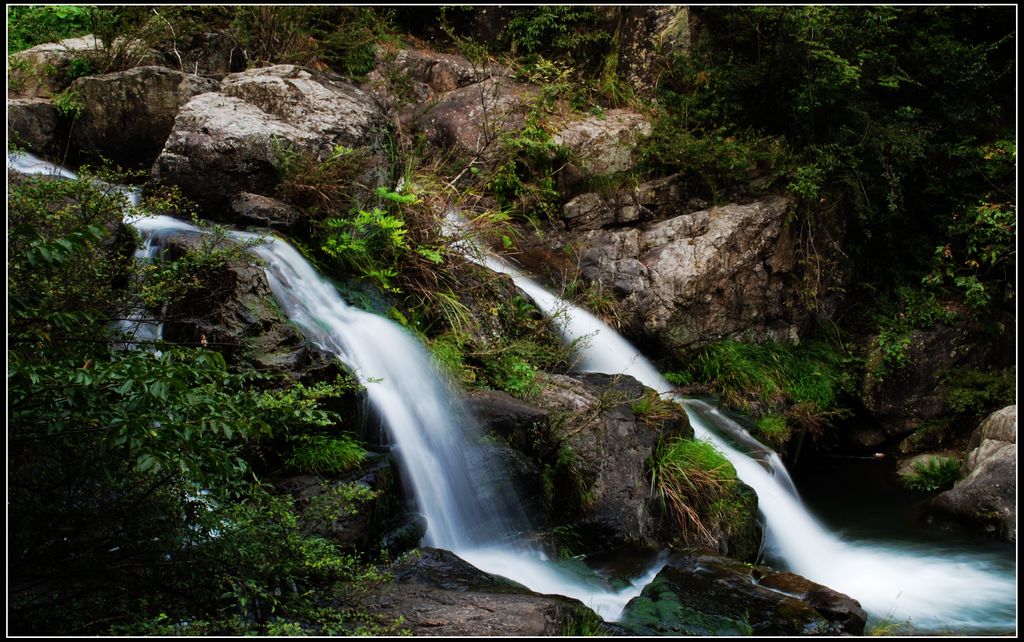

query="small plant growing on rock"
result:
[903,457,960,492]
[648,437,739,548]
[286,434,366,476]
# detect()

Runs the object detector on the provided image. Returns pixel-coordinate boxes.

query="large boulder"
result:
[7,99,61,157]
[370,46,508,103]
[552,109,651,176]
[407,75,536,166]
[618,550,867,635]
[551,195,801,356]
[529,372,691,549]
[153,65,384,216]
[929,405,1016,541]
[220,65,381,146]
[67,66,220,168]
[8,36,102,98]
[157,232,340,381]
[361,548,597,636]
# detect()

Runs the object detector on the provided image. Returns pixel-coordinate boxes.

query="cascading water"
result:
[13,152,1013,630]
[9,152,661,620]
[483,251,1016,633]
[227,230,664,620]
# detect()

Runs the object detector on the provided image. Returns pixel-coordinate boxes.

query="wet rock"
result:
[153,65,384,216]
[553,109,651,176]
[530,372,692,550]
[929,405,1016,542]
[230,192,303,230]
[618,549,866,635]
[7,98,60,157]
[67,66,220,169]
[158,232,340,381]
[756,570,869,634]
[563,195,802,356]
[466,389,554,457]
[362,547,595,636]
[8,36,102,98]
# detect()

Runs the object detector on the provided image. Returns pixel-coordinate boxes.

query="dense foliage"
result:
[7,169,391,634]
[651,6,1015,320]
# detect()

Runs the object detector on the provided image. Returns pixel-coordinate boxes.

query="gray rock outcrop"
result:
[571,195,801,356]
[153,65,384,216]
[553,109,651,176]
[617,7,691,96]
[68,66,220,168]
[930,405,1016,541]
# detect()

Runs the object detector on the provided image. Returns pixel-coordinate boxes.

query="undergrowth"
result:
[665,339,856,449]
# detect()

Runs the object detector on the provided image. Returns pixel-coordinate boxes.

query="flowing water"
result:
[10,152,1015,631]
[8,153,660,619]
[483,252,1017,634]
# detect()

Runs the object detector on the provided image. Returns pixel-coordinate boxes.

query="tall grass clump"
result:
[666,340,856,449]
[648,437,741,548]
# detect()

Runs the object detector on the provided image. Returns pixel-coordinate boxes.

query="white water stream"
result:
[483,253,1017,633]
[8,152,660,619]
[10,152,1015,631]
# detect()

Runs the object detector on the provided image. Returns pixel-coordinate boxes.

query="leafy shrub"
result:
[7,166,388,635]
[903,457,960,492]
[942,368,1015,423]
[868,286,957,378]
[486,114,571,225]
[7,5,93,53]
[503,6,612,70]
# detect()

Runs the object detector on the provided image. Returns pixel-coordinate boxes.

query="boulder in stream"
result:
[617,549,867,635]
[361,547,598,636]
[158,232,341,381]
[929,405,1016,542]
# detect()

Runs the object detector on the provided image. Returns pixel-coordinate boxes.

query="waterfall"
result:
[12,151,1013,630]
[9,153,661,620]
[485,252,1016,633]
